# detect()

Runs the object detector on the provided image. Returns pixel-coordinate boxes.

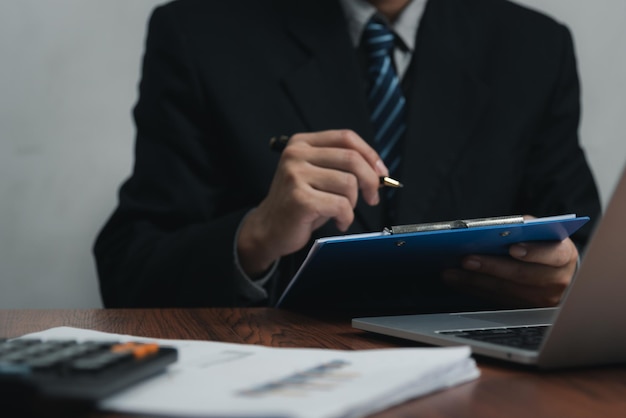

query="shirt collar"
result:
[339,0,428,51]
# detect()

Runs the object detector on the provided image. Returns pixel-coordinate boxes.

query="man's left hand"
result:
[442,237,579,308]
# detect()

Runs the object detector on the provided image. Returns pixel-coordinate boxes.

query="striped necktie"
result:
[363,18,407,180]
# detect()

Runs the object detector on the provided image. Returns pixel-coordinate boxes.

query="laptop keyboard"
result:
[438,325,550,350]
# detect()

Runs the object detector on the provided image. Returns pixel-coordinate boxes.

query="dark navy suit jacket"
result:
[94,0,600,308]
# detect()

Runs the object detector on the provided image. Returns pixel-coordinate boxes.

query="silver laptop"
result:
[353,164,626,369]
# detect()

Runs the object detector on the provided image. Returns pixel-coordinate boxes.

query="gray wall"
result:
[0,1,167,308]
[1,0,624,309]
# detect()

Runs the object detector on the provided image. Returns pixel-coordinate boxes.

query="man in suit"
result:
[94,0,601,310]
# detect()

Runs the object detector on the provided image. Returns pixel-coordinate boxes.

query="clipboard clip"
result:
[386,215,525,235]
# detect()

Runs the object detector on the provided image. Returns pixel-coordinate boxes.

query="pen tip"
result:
[381,176,403,188]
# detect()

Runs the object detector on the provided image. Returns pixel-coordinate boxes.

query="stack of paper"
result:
[25,327,479,418]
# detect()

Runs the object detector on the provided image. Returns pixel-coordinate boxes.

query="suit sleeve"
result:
[516,23,601,250]
[93,6,273,307]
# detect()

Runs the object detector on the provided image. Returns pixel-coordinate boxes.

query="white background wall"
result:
[0,0,624,309]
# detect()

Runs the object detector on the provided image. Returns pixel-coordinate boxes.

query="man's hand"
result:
[442,237,579,308]
[237,130,388,277]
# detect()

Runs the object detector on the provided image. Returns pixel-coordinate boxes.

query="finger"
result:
[306,166,360,208]
[292,130,389,176]
[305,147,382,205]
[460,254,570,288]
[509,239,578,268]
[293,185,355,231]
[442,269,563,308]
[271,166,356,232]
[284,133,382,205]
[279,150,366,208]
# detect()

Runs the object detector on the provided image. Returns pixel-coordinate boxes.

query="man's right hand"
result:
[236,129,388,277]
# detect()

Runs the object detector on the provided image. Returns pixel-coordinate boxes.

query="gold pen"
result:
[269,136,404,189]
[380,176,403,188]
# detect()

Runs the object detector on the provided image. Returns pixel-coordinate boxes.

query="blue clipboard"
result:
[275,215,590,313]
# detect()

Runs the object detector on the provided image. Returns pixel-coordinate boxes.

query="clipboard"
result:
[275,214,590,313]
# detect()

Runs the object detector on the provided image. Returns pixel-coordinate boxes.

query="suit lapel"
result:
[279,1,371,135]
[271,0,491,230]
[278,0,384,232]
[397,0,490,223]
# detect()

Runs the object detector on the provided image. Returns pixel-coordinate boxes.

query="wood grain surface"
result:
[2,308,625,418]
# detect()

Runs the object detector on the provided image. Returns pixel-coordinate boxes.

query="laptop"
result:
[353,164,626,369]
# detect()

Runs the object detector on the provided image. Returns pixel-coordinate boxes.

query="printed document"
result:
[23,327,479,418]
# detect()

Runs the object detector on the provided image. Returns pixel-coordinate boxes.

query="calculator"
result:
[0,337,178,403]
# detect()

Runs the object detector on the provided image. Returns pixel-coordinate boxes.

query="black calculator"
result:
[0,337,178,407]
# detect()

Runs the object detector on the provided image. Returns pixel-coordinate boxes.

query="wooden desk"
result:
[2,308,625,417]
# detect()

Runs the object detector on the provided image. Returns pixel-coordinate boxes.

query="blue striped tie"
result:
[363,18,407,180]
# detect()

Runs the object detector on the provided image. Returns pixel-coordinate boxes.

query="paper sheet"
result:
[22,326,479,418]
